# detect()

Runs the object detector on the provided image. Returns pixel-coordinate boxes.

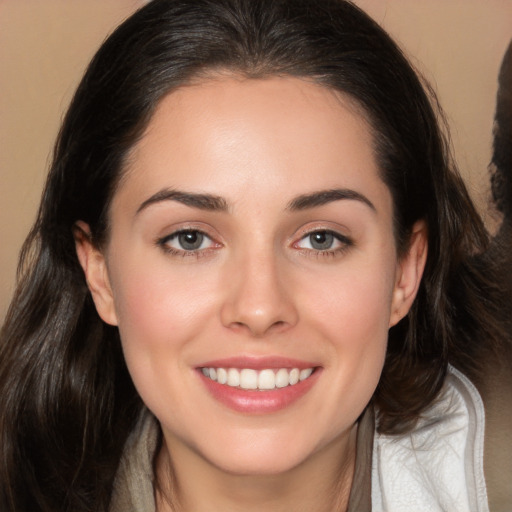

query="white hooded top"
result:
[372,366,489,511]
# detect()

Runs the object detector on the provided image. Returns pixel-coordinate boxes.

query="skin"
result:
[76,76,427,511]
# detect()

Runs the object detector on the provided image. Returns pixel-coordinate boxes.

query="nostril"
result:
[270,320,286,330]
[225,318,290,337]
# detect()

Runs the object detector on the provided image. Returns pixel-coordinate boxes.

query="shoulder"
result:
[110,407,159,512]
[371,366,489,512]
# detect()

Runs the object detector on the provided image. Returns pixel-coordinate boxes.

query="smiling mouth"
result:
[200,367,315,391]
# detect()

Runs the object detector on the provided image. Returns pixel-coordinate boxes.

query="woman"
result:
[0,1,503,510]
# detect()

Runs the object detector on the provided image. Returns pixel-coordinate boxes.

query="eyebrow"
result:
[286,188,376,212]
[136,188,229,214]
[136,187,375,215]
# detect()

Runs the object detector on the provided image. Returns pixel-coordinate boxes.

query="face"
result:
[77,76,426,476]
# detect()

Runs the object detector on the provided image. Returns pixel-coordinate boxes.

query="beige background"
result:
[1,0,511,320]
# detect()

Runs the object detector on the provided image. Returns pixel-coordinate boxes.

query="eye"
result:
[302,231,335,250]
[295,230,352,252]
[158,229,215,253]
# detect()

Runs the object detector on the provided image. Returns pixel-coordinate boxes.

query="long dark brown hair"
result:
[0,1,504,510]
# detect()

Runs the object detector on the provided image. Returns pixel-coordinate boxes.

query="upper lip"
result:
[197,355,319,370]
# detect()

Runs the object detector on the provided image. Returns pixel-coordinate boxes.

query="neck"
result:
[155,425,358,512]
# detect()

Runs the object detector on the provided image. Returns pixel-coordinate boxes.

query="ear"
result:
[389,220,428,327]
[74,221,118,326]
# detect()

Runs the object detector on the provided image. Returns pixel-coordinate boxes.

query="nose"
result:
[220,250,299,337]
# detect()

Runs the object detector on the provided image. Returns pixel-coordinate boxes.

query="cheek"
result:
[108,260,220,365]
[301,257,396,344]
[107,260,225,417]
[297,257,395,403]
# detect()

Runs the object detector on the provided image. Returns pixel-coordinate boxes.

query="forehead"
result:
[118,76,390,215]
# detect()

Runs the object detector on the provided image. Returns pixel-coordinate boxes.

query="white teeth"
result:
[217,367,227,384]
[275,368,290,388]
[258,369,276,390]
[240,369,258,390]
[289,368,299,385]
[227,368,240,387]
[299,368,313,381]
[201,366,315,390]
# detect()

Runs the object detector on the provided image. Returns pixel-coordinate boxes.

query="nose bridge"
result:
[220,241,298,336]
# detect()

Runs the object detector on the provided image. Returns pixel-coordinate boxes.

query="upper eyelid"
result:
[163,227,209,238]
[294,226,352,242]
[157,223,219,241]
[299,228,349,238]
[159,228,216,245]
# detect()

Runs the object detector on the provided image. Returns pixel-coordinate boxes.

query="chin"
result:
[193,427,330,477]
[208,450,309,476]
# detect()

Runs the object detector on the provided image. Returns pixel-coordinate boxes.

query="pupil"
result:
[179,231,203,250]
[310,232,333,250]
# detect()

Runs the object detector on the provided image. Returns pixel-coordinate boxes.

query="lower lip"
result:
[199,369,321,414]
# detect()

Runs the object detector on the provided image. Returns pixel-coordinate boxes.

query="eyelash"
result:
[294,229,353,259]
[156,228,353,259]
[156,229,218,258]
